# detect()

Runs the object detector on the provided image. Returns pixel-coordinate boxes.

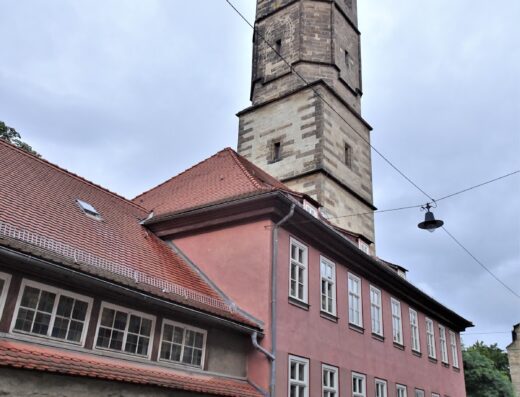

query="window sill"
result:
[428,357,438,364]
[412,350,422,358]
[441,362,450,368]
[393,342,405,351]
[371,333,384,342]
[453,366,460,372]
[348,323,364,334]
[288,297,309,311]
[320,311,338,323]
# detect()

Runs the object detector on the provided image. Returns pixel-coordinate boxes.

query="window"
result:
[303,201,318,218]
[77,199,101,218]
[288,355,309,397]
[160,320,206,368]
[396,385,408,397]
[370,286,383,336]
[12,280,92,345]
[426,318,436,359]
[95,303,155,357]
[358,240,370,255]
[273,141,281,162]
[432,394,440,397]
[375,379,387,397]
[391,298,403,344]
[344,143,352,168]
[289,238,308,303]
[449,331,459,368]
[352,372,366,397]
[415,389,425,397]
[348,273,362,327]
[322,364,338,397]
[320,257,336,315]
[409,309,420,352]
[275,39,282,53]
[0,271,11,317]
[439,325,449,364]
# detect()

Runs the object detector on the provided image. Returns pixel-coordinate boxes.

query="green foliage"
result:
[0,121,40,157]
[467,341,511,378]
[464,342,515,397]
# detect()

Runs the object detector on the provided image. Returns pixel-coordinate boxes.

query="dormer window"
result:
[358,240,370,255]
[303,201,318,218]
[77,199,101,219]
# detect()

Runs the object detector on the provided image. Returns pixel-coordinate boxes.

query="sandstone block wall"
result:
[238,85,374,242]
[508,324,520,397]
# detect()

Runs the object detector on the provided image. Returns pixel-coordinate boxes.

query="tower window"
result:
[272,141,282,162]
[345,50,351,70]
[275,39,282,54]
[344,143,352,169]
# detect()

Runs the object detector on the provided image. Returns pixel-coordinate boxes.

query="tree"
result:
[0,121,40,156]
[464,342,515,397]
[467,341,511,377]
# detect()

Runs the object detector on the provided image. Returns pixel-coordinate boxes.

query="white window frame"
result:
[449,330,459,368]
[375,379,387,397]
[370,286,383,336]
[426,318,436,359]
[289,238,308,303]
[303,201,318,218]
[396,384,408,397]
[348,273,363,327]
[431,393,440,397]
[320,257,336,316]
[415,389,425,397]
[159,319,207,368]
[391,298,403,345]
[288,355,309,397]
[409,309,420,352]
[10,279,93,346]
[352,372,366,397]
[358,240,370,255]
[94,302,155,359]
[322,364,339,397]
[439,325,449,364]
[0,271,12,318]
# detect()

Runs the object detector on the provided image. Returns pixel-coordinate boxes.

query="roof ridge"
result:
[0,139,148,213]
[132,148,233,202]
[225,148,266,190]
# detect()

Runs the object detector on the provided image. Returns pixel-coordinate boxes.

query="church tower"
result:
[237,0,376,246]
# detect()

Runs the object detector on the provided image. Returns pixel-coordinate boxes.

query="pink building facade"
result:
[140,150,472,397]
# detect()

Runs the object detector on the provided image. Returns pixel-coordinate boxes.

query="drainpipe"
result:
[269,203,295,396]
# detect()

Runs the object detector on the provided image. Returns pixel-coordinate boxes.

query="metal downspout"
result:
[270,204,295,396]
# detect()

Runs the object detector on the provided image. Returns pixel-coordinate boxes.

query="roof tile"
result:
[0,339,262,397]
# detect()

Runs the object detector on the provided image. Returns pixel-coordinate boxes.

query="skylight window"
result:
[77,199,100,218]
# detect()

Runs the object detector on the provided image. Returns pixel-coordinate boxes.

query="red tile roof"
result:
[0,140,256,327]
[133,147,303,218]
[0,339,262,397]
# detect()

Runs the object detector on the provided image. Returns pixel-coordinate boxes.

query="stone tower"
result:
[237,0,376,245]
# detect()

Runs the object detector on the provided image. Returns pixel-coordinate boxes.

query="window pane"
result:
[51,317,70,339]
[14,308,35,332]
[128,315,141,334]
[72,300,88,321]
[163,324,173,341]
[96,327,112,348]
[160,341,171,359]
[137,336,149,356]
[38,291,56,313]
[109,330,124,350]
[100,308,115,327]
[56,296,74,317]
[20,287,39,309]
[67,320,84,342]
[113,311,128,330]
[125,333,138,354]
[140,318,152,336]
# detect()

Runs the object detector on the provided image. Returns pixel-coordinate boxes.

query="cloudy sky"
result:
[1,1,518,349]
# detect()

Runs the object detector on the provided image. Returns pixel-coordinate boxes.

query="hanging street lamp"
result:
[418,203,444,232]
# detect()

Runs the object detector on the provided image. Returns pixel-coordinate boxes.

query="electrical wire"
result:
[441,226,520,300]
[224,1,520,301]
[282,170,520,225]
[223,0,435,203]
